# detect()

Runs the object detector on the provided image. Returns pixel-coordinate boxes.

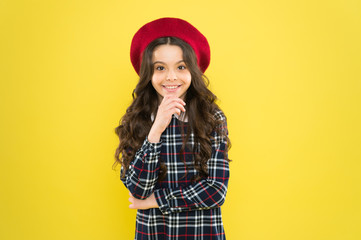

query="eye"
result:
[178,65,186,70]
[155,66,165,71]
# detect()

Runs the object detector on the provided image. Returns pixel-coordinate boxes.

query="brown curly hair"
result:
[113,36,230,182]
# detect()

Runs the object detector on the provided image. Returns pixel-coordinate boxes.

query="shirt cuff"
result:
[143,136,162,150]
[138,137,162,163]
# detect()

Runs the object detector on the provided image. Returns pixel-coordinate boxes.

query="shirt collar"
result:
[150,112,188,122]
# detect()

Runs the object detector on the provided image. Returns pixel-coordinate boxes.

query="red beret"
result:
[130,17,210,75]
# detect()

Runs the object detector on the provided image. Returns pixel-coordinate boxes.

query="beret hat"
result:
[130,17,210,75]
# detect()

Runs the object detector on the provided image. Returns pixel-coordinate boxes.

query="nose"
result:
[166,69,177,81]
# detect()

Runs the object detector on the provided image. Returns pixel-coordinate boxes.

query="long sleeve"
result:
[154,114,230,215]
[121,137,162,200]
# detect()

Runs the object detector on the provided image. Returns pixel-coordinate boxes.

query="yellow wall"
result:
[1,0,360,239]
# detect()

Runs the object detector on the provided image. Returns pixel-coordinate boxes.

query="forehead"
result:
[152,44,183,62]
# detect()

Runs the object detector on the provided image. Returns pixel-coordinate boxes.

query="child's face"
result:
[151,44,191,101]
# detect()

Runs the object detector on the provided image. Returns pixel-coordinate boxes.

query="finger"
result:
[168,107,182,116]
[157,104,185,119]
[167,102,186,112]
[165,107,183,117]
[160,102,185,115]
[170,98,186,106]
[129,204,135,209]
[161,94,175,103]
[162,95,186,106]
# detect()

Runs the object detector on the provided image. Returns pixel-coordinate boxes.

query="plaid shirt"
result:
[121,110,230,240]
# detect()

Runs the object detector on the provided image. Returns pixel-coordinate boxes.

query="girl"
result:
[114,17,231,240]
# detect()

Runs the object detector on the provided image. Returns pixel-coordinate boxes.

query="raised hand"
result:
[148,95,186,143]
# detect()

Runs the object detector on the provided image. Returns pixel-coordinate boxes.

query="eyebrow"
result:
[152,60,185,65]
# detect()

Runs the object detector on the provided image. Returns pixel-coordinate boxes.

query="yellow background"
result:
[1,0,360,239]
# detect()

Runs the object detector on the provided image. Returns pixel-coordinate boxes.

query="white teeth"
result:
[164,85,179,89]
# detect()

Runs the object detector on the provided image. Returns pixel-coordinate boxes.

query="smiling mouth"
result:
[163,85,181,89]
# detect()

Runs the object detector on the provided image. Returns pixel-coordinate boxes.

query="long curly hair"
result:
[113,36,231,182]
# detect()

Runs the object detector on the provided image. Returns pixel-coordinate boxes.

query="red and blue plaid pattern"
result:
[121,110,230,240]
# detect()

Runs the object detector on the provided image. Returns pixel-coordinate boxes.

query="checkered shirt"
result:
[121,110,230,240]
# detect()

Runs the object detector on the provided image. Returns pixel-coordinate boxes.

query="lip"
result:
[162,85,181,92]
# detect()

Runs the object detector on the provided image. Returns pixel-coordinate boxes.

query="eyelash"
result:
[155,65,186,71]
[155,66,165,70]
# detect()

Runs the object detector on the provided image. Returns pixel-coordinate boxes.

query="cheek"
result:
[151,74,162,86]
[182,72,192,85]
